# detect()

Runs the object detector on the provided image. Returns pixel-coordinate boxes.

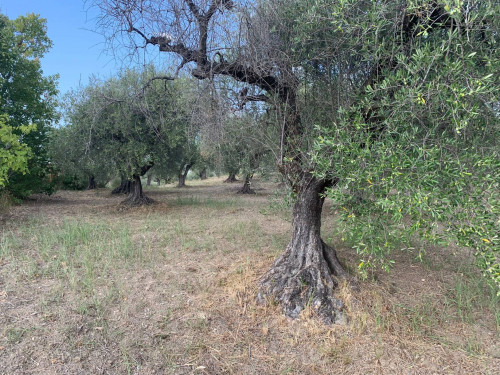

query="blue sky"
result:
[0,0,122,96]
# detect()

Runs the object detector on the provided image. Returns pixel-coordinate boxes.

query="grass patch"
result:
[444,266,500,329]
[172,195,239,209]
[1,219,140,293]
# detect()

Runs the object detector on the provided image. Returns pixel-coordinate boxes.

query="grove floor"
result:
[0,177,498,374]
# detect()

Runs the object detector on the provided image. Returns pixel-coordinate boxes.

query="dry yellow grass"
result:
[0,176,498,374]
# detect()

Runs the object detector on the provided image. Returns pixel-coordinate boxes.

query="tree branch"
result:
[184,0,201,21]
[239,94,271,109]
[140,161,154,176]
[140,75,175,95]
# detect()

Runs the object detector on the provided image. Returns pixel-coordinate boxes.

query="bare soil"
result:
[0,177,498,374]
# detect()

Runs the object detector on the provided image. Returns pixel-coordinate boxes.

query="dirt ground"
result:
[0,177,498,374]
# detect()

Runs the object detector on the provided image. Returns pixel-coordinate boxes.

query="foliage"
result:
[56,67,194,184]
[0,13,58,197]
[289,0,500,290]
[0,115,35,186]
[50,89,114,189]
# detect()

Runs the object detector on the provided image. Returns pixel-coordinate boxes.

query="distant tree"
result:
[0,13,58,198]
[50,89,114,190]
[218,111,276,194]
[174,134,200,187]
[61,67,191,205]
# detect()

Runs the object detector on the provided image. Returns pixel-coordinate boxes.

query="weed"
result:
[1,219,143,292]
[0,232,16,258]
[121,347,139,375]
[270,233,289,253]
[5,327,28,343]
[223,220,265,250]
[464,335,483,356]
[322,336,350,363]
[445,265,500,328]
[395,299,441,335]
[0,191,15,212]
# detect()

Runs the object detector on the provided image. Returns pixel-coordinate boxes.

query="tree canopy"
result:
[294,0,500,290]
[55,66,196,204]
[0,12,58,197]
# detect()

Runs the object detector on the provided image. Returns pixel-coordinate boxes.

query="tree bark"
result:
[237,174,255,194]
[87,175,97,190]
[199,168,207,180]
[178,173,186,187]
[111,176,131,195]
[146,173,153,186]
[122,175,153,206]
[258,173,347,324]
[224,173,238,183]
[178,163,192,187]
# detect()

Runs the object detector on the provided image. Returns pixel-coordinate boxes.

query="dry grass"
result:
[0,176,498,374]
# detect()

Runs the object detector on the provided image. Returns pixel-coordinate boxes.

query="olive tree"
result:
[62,67,191,205]
[94,0,499,322]
[92,0,356,323]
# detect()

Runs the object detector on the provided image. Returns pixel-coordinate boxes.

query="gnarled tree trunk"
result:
[258,173,347,324]
[87,175,97,190]
[224,172,238,183]
[237,174,255,194]
[199,168,207,180]
[178,163,193,187]
[121,163,154,205]
[112,176,132,195]
[122,175,153,206]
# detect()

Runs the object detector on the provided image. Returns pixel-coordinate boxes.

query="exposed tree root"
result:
[120,175,153,206]
[258,240,347,324]
[224,173,238,183]
[237,187,255,194]
[237,174,255,194]
[121,195,154,206]
[111,180,131,195]
[257,173,353,324]
[237,184,255,194]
